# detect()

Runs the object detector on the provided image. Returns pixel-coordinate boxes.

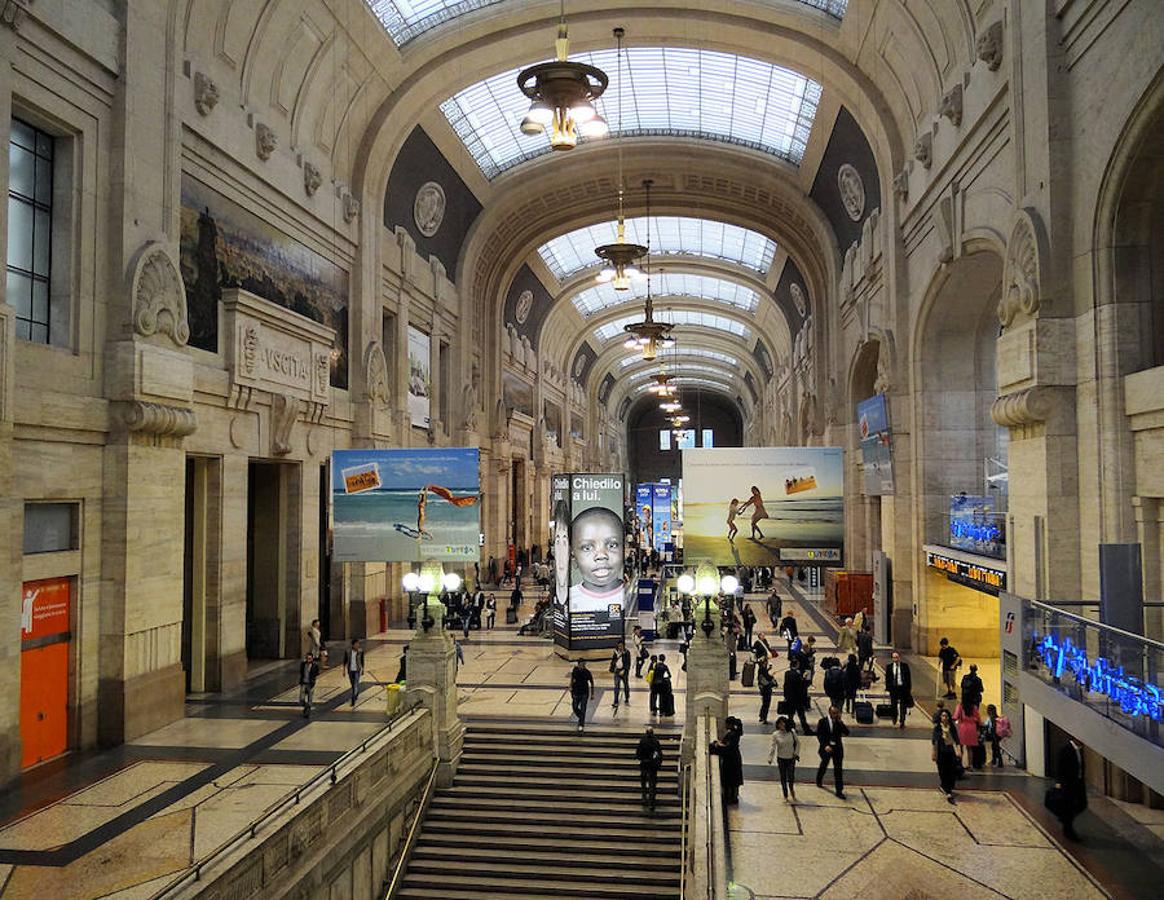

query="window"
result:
[702,429,714,448]
[7,118,54,344]
[23,502,79,554]
[438,340,451,426]
[382,310,397,397]
[659,429,672,451]
[572,273,761,318]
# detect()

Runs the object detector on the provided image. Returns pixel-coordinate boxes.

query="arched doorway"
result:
[846,340,883,571]
[913,251,1007,707]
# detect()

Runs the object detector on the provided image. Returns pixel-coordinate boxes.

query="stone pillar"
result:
[681,597,729,764]
[404,574,464,787]
[0,300,20,780]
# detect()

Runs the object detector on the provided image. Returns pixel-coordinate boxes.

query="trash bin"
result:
[379,598,388,633]
[386,682,402,716]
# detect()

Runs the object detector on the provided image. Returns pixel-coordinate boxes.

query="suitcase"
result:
[741,659,756,687]
[860,669,874,690]
[505,607,517,625]
[875,703,895,720]
[854,700,874,725]
[776,700,792,715]
[971,742,986,770]
[659,689,675,717]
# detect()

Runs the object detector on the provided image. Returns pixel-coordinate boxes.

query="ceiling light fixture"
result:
[518,1,609,151]
[621,179,675,361]
[594,27,646,291]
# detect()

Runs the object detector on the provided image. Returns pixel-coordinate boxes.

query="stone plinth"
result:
[681,600,730,764]
[404,599,464,786]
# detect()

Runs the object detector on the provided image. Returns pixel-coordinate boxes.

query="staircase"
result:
[396,721,683,899]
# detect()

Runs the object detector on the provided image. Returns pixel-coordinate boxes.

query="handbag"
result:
[1044,786,1067,818]
[776,700,791,715]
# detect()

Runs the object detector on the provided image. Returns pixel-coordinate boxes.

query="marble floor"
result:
[1,588,1161,899]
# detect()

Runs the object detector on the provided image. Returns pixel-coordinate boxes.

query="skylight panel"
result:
[617,348,739,369]
[572,273,761,317]
[538,217,776,280]
[441,47,823,179]
[594,312,749,341]
[625,362,731,383]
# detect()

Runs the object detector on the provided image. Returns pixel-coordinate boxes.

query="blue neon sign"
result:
[1033,633,1163,721]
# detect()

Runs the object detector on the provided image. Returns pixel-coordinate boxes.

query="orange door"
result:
[20,642,69,768]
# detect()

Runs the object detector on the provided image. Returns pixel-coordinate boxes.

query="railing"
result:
[678,759,692,899]
[689,715,727,900]
[150,701,423,899]
[1023,599,1163,748]
[383,758,440,898]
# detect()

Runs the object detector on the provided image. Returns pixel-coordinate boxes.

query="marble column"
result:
[0,301,19,780]
[681,597,729,764]
[404,580,464,787]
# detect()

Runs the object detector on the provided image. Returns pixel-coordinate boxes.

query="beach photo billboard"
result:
[331,449,480,562]
[682,447,844,566]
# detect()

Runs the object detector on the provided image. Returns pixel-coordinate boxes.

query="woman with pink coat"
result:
[954,702,981,767]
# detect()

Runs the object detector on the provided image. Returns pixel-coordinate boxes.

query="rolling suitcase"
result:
[505,606,517,625]
[971,742,987,770]
[854,698,875,725]
[741,659,756,687]
[875,703,895,720]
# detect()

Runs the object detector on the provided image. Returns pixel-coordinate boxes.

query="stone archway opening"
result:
[847,340,883,571]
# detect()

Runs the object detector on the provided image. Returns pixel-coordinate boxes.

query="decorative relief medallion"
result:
[363,341,390,406]
[255,123,277,161]
[514,289,534,324]
[131,243,190,347]
[998,209,1046,327]
[193,72,219,116]
[342,191,360,224]
[573,354,585,378]
[790,282,808,317]
[837,164,866,221]
[303,161,322,197]
[976,21,1004,72]
[413,181,446,237]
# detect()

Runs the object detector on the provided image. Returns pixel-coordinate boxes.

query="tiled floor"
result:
[0,588,1161,899]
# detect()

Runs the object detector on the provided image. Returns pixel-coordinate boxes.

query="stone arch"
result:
[845,339,884,570]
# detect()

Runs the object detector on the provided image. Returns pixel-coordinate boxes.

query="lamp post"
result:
[676,561,730,764]
[403,563,463,634]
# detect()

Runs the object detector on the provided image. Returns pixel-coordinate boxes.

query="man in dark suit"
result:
[1055,737,1088,840]
[815,705,850,799]
[636,726,664,810]
[783,660,813,734]
[342,639,365,706]
[885,651,913,728]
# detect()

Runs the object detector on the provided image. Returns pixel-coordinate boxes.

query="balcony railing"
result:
[1023,599,1163,749]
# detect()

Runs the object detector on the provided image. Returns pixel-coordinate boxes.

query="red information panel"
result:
[21,577,71,642]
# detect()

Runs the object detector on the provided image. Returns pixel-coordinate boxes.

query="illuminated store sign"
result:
[925,550,1006,595]
[780,548,841,564]
[1033,634,1163,721]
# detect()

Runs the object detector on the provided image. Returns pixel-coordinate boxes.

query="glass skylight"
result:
[631,376,737,395]
[441,47,823,179]
[617,348,739,369]
[626,363,735,383]
[594,310,749,341]
[572,273,760,317]
[539,216,776,280]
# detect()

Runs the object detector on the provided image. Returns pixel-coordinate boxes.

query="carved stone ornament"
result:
[515,289,534,324]
[193,72,219,116]
[255,123,277,161]
[364,340,390,406]
[893,168,909,202]
[940,83,963,127]
[315,352,330,396]
[123,401,197,437]
[270,393,298,455]
[343,191,360,224]
[242,324,258,375]
[790,283,808,317]
[991,387,1051,428]
[976,21,1004,72]
[462,362,481,431]
[413,181,446,238]
[998,209,1047,327]
[573,354,585,378]
[1,0,32,30]
[130,242,190,347]
[914,132,933,169]
[303,161,322,197]
[837,164,866,222]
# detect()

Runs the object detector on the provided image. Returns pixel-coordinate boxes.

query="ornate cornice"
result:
[122,401,197,436]
[990,387,1051,428]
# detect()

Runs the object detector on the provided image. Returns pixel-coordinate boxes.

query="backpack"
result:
[995,715,1012,738]
[824,666,845,694]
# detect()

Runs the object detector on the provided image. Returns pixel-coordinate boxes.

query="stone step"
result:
[414,832,679,857]
[419,818,680,841]
[429,794,680,819]
[411,843,679,870]
[440,783,680,807]
[453,773,677,793]
[400,873,675,897]
[424,807,681,831]
[405,858,680,887]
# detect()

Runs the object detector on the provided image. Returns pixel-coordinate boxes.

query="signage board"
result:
[925,548,1006,595]
[21,577,71,642]
[857,393,894,495]
[779,547,842,564]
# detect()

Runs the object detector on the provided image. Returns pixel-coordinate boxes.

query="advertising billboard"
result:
[652,483,673,553]
[332,449,479,562]
[407,326,431,428]
[636,483,653,550]
[552,473,627,652]
[857,393,894,495]
[682,447,844,566]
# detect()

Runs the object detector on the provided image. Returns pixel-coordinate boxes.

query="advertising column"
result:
[652,483,673,554]
[551,474,572,649]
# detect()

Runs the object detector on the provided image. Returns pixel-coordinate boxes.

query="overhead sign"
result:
[1032,633,1163,721]
[779,547,842,564]
[926,548,1006,595]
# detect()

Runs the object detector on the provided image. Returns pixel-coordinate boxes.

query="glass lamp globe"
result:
[442,572,462,592]
[402,571,420,592]
[676,573,695,594]
[720,575,739,594]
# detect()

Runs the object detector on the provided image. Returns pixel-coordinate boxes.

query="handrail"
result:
[150,701,423,899]
[1028,597,1164,650]
[678,759,692,900]
[383,758,440,898]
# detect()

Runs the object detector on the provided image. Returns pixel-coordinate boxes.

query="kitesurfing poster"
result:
[331,448,480,562]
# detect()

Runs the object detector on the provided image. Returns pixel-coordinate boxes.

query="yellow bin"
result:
[386,682,403,716]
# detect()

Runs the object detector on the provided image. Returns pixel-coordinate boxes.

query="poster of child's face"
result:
[552,498,571,602]
[571,508,624,593]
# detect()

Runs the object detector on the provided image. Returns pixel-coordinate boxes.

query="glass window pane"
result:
[7,196,33,270]
[33,208,51,275]
[29,321,48,344]
[10,118,35,151]
[7,269,31,318]
[31,279,48,324]
[35,155,53,203]
[23,502,78,553]
[15,317,30,341]
[9,143,34,197]
[36,129,54,159]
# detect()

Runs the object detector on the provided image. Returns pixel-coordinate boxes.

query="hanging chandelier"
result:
[669,414,691,429]
[594,27,646,290]
[518,1,610,150]
[647,371,676,397]
[622,179,675,361]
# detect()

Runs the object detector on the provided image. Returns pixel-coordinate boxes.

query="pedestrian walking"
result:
[823,659,846,712]
[783,659,813,734]
[815,706,850,799]
[610,641,631,708]
[298,652,319,718]
[961,663,984,710]
[342,639,364,706]
[856,626,873,673]
[836,618,858,657]
[710,716,744,804]
[1053,737,1088,841]
[394,645,408,683]
[647,654,660,714]
[954,701,981,768]
[569,659,594,732]
[757,657,776,723]
[636,726,664,810]
[938,637,962,699]
[485,593,496,629]
[655,654,675,717]
[780,613,798,652]
[742,604,757,646]
[766,591,782,628]
[632,625,647,677]
[983,704,1005,767]
[885,652,913,728]
[461,605,472,640]
[767,716,800,801]
[932,707,961,803]
[307,618,323,658]
[843,654,861,715]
